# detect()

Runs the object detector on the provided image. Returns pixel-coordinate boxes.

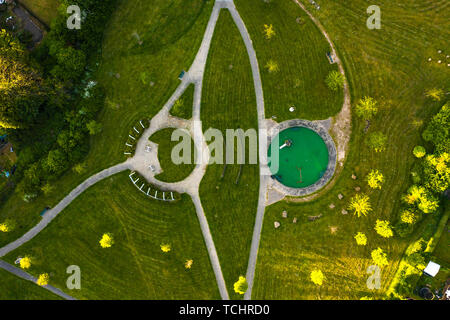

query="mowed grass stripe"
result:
[200,10,260,300]
[4,172,220,299]
[235,0,343,121]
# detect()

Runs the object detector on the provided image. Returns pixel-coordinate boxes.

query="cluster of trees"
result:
[1,0,118,201]
[389,237,434,299]
[395,102,450,237]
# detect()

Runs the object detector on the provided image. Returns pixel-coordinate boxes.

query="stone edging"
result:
[267,119,337,197]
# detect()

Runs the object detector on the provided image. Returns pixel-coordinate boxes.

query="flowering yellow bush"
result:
[354,232,368,246]
[36,273,49,286]
[0,219,14,233]
[310,270,324,286]
[160,243,171,253]
[413,146,426,158]
[374,220,394,238]
[371,248,388,267]
[185,260,193,269]
[99,233,114,248]
[233,276,248,294]
[403,185,426,204]
[263,24,275,39]
[348,194,372,217]
[0,223,8,233]
[400,210,417,224]
[19,256,32,269]
[367,169,384,189]
[265,60,279,73]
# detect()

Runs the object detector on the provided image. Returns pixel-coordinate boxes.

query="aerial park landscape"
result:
[0,0,448,308]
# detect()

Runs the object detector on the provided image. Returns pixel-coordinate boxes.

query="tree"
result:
[354,232,367,246]
[310,270,324,286]
[403,185,426,205]
[425,88,444,101]
[263,24,275,39]
[44,149,68,175]
[160,243,171,253]
[99,233,114,248]
[0,219,15,232]
[413,146,426,158]
[355,97,378,120]
[348,193,372,217]
[371,248,388,267]
[423,153,450,193]
[233,276,248,294]
[422,103,450,154]
[366,131,387,152]
[36,273,50,286]
[400,210,417,225]
[417,195,439,214]
[325,70,345,91]
[374,220,394,238]
[367,169,384,189]
[86,120,102,135]
[51,46,86,82]
[265,60,279,73]
[403,185,439,214]
[20,256,32,269]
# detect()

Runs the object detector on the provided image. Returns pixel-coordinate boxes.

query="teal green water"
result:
[268,127,329,188]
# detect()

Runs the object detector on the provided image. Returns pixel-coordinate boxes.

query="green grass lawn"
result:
[251,0,450,299]
[0,0,214,248]
[150,128,196,183]
[199,10,260,300]
[235,0,343,121]
[0,268,61,300]
[20,0,61,26]
[170,83,195,119]
[3,171,220,299]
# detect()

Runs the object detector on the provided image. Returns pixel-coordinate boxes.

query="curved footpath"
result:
[0,162,132,258]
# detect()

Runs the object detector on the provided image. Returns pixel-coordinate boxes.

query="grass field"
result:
[20,0,61,26]
[0,0,214,248]
[150,128,196,183]
[251,0,450,299]
[3,171,220,299]
[0,268,61,300]
[235,0,343,121]
[199,10,260,299]
[170,84,195,119]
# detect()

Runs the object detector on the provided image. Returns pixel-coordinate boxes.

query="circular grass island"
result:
[267,120,337,197]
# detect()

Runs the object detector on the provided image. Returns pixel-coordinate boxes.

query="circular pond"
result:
[268,126,330,188]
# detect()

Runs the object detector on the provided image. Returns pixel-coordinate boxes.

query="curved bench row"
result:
[128,171,180,202]
[124,119,149,157]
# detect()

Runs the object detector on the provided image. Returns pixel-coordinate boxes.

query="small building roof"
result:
[423,261,440,277]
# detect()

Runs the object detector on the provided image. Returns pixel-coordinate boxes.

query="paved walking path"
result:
[223,2,269,300]
[0,260,76,300]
